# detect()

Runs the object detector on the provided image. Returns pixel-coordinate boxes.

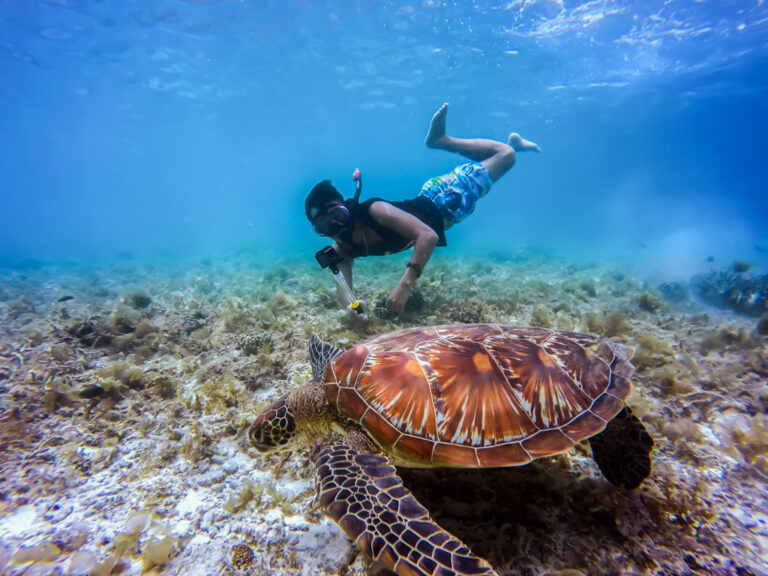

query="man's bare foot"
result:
[425,103,449,148]
[507,132,541,152]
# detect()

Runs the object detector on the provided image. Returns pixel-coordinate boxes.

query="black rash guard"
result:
[338,197,447,258]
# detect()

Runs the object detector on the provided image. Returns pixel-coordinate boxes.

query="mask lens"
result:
[312,204,349,236]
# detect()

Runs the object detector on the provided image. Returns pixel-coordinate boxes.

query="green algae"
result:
[633,333,675,369]
[585,311,632,338]
[531,307,553,328]
[636,291,665,312]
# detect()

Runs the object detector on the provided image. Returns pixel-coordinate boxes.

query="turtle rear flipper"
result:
[588,407,654,489]
[315,437,498,576]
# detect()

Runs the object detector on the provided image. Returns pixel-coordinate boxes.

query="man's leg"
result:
[424,103,539,182]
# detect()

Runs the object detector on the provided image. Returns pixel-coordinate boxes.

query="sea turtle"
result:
[249,324,653,576]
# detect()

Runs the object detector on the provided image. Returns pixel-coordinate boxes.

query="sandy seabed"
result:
[0,250,765,576]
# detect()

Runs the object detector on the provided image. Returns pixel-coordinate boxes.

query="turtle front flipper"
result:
[315,439,498,576]
[588,407,654,489]
[309,334,344,381]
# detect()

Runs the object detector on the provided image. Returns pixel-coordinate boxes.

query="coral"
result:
[179,310,207,334]
[691,270,768,316]
[448,299,491,324]
[231,544,255,570]
[372,288,426,319]
[408,288,427,311]
[238,330,275,356]
[658,281,689,303]
[124,291,152,309]
[314,289,339,310]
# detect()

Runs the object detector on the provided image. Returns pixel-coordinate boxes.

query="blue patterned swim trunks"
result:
[418,162,493,225]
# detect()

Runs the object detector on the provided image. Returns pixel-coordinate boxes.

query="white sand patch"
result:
[0,505,38,538]
[176,489,205,515]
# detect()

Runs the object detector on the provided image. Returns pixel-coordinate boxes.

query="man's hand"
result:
[386,281,411,316]
[347,300,368,324]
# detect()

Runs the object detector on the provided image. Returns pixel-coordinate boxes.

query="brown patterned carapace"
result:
[323,324,634,467]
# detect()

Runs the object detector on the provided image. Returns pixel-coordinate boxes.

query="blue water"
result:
[1,1,767,279]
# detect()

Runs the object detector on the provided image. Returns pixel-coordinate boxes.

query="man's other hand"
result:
[347,300,368,324]
[386,282,411,316]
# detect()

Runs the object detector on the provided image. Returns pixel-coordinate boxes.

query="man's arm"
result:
[333,242,354,288]
[332,243,368,322]
[367,201,439,315]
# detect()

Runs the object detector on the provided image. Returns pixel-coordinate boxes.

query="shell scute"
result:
[394,434,434,462]
[498,325,552,341]
[522,429,575,458]
[432,442,479,467]
[369,327,440,352]
[330,343,370,387]
[484,335,594,429]
[436,323,502,341]
[336,387,367,420]
[606,374,631,400]
[591,392,624,422]
[476,442,532,467]
[356,351,437,440]
[541,334,617,397]
[416,337,536,445]
[361,408,401,447]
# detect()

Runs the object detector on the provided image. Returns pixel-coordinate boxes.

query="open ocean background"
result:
[1,0,767,281]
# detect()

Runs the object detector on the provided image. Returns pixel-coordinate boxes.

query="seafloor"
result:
[0,250,765,576]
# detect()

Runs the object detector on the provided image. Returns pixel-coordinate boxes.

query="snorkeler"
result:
[306,103,540,322]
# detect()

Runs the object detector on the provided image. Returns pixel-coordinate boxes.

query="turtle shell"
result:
[323,324,635,468]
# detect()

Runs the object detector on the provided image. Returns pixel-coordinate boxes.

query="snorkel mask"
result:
[312,203,350,237]
[308,169,362,237]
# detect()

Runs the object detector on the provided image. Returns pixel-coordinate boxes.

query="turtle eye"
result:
[248,422,272,452]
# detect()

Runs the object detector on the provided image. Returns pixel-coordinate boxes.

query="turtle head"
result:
[249,394,297,453]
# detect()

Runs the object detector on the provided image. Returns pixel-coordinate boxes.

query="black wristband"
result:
[407,261,423,278]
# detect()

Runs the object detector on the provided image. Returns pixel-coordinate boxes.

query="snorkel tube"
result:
[314,168,364,315]
[351,168,362,204]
